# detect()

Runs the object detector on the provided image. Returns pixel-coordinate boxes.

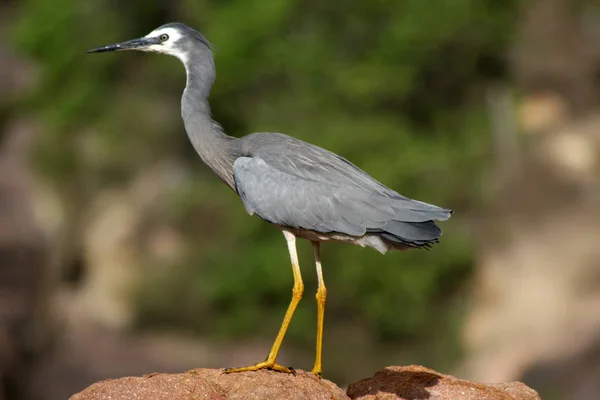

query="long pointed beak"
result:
[86,37,160,53]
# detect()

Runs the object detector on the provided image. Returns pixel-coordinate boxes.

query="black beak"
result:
[87,37,161,53]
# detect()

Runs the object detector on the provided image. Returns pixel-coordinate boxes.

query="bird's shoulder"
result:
[238,132,316,155]
[236,132,401,197]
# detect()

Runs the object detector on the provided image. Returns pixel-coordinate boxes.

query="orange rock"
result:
[70,365,540,400]
[70,368,348,400]
[347,365,540,400]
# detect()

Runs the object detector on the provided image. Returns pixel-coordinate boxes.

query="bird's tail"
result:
[376,199,452,250]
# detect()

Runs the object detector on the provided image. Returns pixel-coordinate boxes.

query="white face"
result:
[143,27,187,61]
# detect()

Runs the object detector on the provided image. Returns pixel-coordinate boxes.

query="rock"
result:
[70,368,349,400]
[347,365,540,400]
[70,366,540,400]
[70,372,224,400]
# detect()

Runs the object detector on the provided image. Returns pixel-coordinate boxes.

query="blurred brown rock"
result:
[347,366,540,400]
[70,366,540,400]
[70,368,348,400]
[70,371,225,400]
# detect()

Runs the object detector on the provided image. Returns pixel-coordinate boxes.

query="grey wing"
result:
[244,135,403,199]
[233,156,450,246]
[241,133,450,213]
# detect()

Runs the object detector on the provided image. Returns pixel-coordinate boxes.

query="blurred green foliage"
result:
[9,0,520,378]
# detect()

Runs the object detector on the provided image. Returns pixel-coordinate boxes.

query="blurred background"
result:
[1,0,600,399]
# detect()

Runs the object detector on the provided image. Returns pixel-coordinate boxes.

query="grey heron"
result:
[87,22,452,377]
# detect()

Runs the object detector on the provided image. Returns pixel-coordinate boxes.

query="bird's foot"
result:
[310,366,322,378]
[224,361,294,374]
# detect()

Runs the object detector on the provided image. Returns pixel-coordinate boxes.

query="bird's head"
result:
[87,22,215,63]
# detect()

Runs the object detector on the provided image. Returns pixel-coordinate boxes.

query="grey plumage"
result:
[88,22,451,253]
[234,133,450,252]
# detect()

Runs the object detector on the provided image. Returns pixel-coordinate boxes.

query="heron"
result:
[87,22,452,377]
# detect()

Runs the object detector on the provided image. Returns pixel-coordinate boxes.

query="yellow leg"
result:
[225,231,303,374]
[311,241,326,377]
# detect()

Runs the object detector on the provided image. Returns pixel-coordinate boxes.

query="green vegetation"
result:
[9,0,521,379]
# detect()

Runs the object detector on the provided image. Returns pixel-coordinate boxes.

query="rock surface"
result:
[70,368,348,400]
[70,365,540,400]
[347,366,541,400]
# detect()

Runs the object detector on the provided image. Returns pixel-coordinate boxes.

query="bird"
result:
[87,22,452,377]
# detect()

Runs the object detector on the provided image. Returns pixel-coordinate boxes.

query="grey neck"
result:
[180,50,238,190]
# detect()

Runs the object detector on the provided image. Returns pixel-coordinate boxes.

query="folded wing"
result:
[233,153,451,248]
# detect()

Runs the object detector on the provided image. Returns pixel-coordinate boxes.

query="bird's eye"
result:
[159,34,169,42]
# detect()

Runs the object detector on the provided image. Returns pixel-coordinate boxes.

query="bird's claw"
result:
[224,361,294,374]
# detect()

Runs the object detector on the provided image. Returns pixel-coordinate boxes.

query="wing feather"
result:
[240,133,451,219]
[233,155,450,244]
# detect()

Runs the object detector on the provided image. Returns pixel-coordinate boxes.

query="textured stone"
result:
[70,368,348,400]
[70,365,540,400]
[347,365,540,400]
